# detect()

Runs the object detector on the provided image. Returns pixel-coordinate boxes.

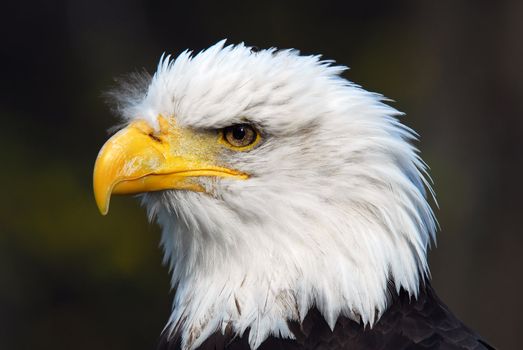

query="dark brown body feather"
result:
[158,283,494,350]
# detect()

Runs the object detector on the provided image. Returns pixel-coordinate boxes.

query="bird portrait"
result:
[93,41,494,350]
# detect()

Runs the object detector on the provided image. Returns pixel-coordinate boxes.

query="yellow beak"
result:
[93,118,247,215]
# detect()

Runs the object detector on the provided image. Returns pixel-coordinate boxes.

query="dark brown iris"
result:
[223,124,258,147]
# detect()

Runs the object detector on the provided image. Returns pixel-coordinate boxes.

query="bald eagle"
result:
[93,41,493,350]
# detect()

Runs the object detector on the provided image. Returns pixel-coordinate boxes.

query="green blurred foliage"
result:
[1,0,521,349]
[0,116,171,349]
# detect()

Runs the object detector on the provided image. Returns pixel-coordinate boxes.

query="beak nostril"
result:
[148,133,162,143]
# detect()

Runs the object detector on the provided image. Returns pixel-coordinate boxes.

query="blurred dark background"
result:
[1,0,521,349]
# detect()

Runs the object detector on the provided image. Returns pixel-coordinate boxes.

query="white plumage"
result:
[111,41,437,350]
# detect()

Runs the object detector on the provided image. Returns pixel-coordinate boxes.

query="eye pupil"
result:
[232,126,246,140]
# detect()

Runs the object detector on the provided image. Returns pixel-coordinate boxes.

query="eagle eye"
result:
[221,124,260,150]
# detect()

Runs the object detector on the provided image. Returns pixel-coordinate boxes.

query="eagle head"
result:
[94,41,436,349]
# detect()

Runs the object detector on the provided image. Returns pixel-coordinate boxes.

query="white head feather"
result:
[113,41,437,350]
